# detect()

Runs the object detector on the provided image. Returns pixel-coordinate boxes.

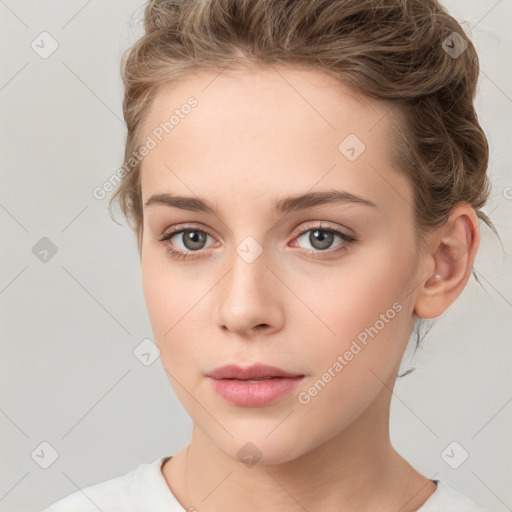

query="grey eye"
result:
[173,230,210,251]
[296,229,340,251]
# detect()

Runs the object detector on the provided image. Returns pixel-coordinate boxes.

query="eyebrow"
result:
[143,189,377,215]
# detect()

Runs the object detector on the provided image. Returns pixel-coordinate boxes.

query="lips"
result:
[207,364,305,407]
[206,363,304,380]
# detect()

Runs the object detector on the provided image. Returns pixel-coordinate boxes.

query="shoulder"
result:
[417,479,487,512]
[42,456,180,512]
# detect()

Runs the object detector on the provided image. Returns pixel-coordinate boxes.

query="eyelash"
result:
[157,223,357,261]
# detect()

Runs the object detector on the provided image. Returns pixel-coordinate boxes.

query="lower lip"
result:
[208,376,304,407]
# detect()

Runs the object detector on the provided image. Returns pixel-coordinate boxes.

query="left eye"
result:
[294,227,354,251]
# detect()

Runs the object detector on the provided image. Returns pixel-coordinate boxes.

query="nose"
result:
[214,244,284,337]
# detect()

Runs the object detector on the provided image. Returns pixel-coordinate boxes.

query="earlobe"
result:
[414,203,480,320]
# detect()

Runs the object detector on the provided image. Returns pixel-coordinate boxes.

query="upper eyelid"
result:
[160,223,216,240]
[294,221,351,235]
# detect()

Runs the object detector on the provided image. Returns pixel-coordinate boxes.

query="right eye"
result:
[158,225,217,260]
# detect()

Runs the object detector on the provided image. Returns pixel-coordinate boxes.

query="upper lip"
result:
[207,364,304,380]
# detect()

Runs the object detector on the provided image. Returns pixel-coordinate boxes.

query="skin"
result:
[138,64,479,512]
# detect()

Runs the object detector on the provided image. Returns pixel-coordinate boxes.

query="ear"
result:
[414,202,480,320]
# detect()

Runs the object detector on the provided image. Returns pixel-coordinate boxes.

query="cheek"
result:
[141,256,169,334]
[141,252,214,370]
[294,243,415,368]
[141,257,211,418]
[142,255,189,350]
[292,257,412,435]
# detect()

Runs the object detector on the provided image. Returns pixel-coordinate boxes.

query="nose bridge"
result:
[214,233,281,334]
[224,235,268,303]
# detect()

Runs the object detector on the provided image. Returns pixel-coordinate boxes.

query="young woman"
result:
[44,0,495,510]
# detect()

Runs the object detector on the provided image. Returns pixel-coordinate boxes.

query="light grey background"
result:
[1,1,511,511]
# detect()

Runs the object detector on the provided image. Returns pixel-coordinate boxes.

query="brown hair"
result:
[109,0,496,354]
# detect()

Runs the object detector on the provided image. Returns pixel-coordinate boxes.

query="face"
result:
[139,65,422,465]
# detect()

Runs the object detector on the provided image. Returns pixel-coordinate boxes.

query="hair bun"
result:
[143,0,179,33]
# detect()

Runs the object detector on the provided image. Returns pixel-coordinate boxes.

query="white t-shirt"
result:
[42,456,487,512]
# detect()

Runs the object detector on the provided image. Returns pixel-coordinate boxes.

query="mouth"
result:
[206,364,305,407]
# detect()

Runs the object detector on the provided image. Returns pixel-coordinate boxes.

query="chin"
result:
[209,427,315,468]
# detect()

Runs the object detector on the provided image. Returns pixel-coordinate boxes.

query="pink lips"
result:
[207,364,305,407]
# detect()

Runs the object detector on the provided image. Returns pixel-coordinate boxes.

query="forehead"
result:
[138,65,410,214]
[142,64,392,143]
